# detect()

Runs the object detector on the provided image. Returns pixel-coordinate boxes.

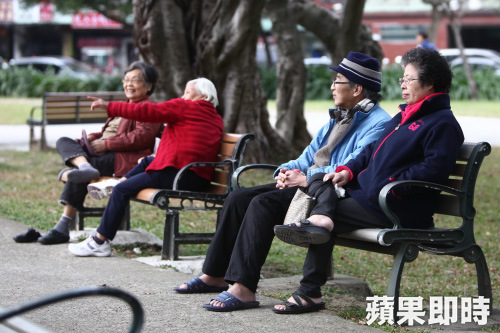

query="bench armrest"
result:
[231,164,278,190]
[172,159,236,190]
[26,106,43,124]
[378,180,463,228]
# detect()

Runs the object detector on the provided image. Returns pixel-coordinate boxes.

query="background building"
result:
[0,0,133,74]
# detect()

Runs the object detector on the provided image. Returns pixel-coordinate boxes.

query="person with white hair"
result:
[68,78,224,257]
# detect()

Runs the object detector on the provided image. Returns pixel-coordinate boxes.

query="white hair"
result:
[187,78,219,107]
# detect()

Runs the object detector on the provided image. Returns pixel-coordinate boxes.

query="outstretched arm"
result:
[88,96,109,111]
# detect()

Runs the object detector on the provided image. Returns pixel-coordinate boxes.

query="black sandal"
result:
[272,291,325,314]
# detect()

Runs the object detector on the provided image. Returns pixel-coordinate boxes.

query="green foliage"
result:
[259,65,277,100]
[450,68,500,100]
[304,65,333,100]
[0,67,123,96]
[380,64,404,101]
[259,63,500,101]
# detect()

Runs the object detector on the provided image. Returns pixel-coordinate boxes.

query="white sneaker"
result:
[68,232,111,257]
[87,178,121,200]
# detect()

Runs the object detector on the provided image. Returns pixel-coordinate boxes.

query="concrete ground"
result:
[1,217,499,332]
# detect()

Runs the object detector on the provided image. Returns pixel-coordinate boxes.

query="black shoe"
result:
[38,229,70,245]
[13,227,41,243]
[274,219,331,247]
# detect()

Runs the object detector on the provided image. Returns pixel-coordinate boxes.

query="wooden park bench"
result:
[27,91,126,150]
[60,132,254,260]
[231,141,492,316]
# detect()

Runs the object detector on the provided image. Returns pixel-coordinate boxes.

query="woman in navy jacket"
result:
[274,47,464,314]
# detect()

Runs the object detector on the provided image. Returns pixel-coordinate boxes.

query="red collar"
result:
[401,92,443,124]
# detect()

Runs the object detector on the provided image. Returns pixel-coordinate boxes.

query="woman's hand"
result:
[323,170,350,187]
[90,139,106,154]
[88,96,109,111]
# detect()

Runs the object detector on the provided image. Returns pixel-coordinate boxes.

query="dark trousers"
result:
[56,137,115,210]
[202,173,391,297]
[97,157,209,240]
[298,173,392,298]
[202,183,298,293]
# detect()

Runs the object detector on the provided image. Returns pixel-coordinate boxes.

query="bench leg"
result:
[118,202,131,231]
[40,126,47,151]
[387,243,419,320]
[71,203,130,232]
[162,210,179,261]
[464,244,493,310]
[29,126,36,148]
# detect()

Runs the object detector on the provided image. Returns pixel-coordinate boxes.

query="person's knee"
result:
[224,187,250,206]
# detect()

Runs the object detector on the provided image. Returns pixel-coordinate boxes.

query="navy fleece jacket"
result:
[340,93,464,228]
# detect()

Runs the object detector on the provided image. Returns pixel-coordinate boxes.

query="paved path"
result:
[0,217,385,333]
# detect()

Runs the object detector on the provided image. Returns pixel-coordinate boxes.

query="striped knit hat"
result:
[329,52,382,92]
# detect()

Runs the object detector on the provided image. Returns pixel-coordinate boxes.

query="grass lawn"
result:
[0,97,41,124]
[0,148,498,331]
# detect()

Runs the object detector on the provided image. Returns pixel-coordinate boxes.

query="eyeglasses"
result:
[398,78,418,86]
[332,81,350,87]
[122,78,144,84]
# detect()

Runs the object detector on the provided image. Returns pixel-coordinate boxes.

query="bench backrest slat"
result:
[207,133,254,195]
[435,142,491,218]
[42,91,126,124]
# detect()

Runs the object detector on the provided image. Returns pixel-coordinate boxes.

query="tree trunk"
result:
[132,0,376,163]
[444,0,478,100]
[267,0,310,149]
[290,0,382,64]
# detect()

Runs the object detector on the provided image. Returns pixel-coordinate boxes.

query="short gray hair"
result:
[347,81,382,103]
[187,78,219,107]
[124,61,158,95]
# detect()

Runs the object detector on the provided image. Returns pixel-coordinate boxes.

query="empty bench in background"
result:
[231,141,492,318]
[27,91,126,150]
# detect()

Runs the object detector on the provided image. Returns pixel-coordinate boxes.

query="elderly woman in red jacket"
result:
[68,77,224,257]
[14,61,162,245]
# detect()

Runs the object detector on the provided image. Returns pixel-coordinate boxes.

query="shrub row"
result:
[0,67,123,97]
[2,65,500,100]
[260,64,500,101]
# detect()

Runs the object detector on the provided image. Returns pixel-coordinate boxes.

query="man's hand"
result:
[88,96,109,111]
[275,168,307,189]
[90,139,106,154]
[323,170,350,187]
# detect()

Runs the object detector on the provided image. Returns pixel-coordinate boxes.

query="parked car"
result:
[8,56,98,79]
[449,57,500,76]
[304,56,332,66]
[439,48,500,67]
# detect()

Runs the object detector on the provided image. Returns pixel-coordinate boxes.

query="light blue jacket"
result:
[275,103,391,181]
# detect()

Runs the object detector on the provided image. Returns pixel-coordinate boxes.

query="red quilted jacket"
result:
[88,97,162,177]
[107,98,224,180]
